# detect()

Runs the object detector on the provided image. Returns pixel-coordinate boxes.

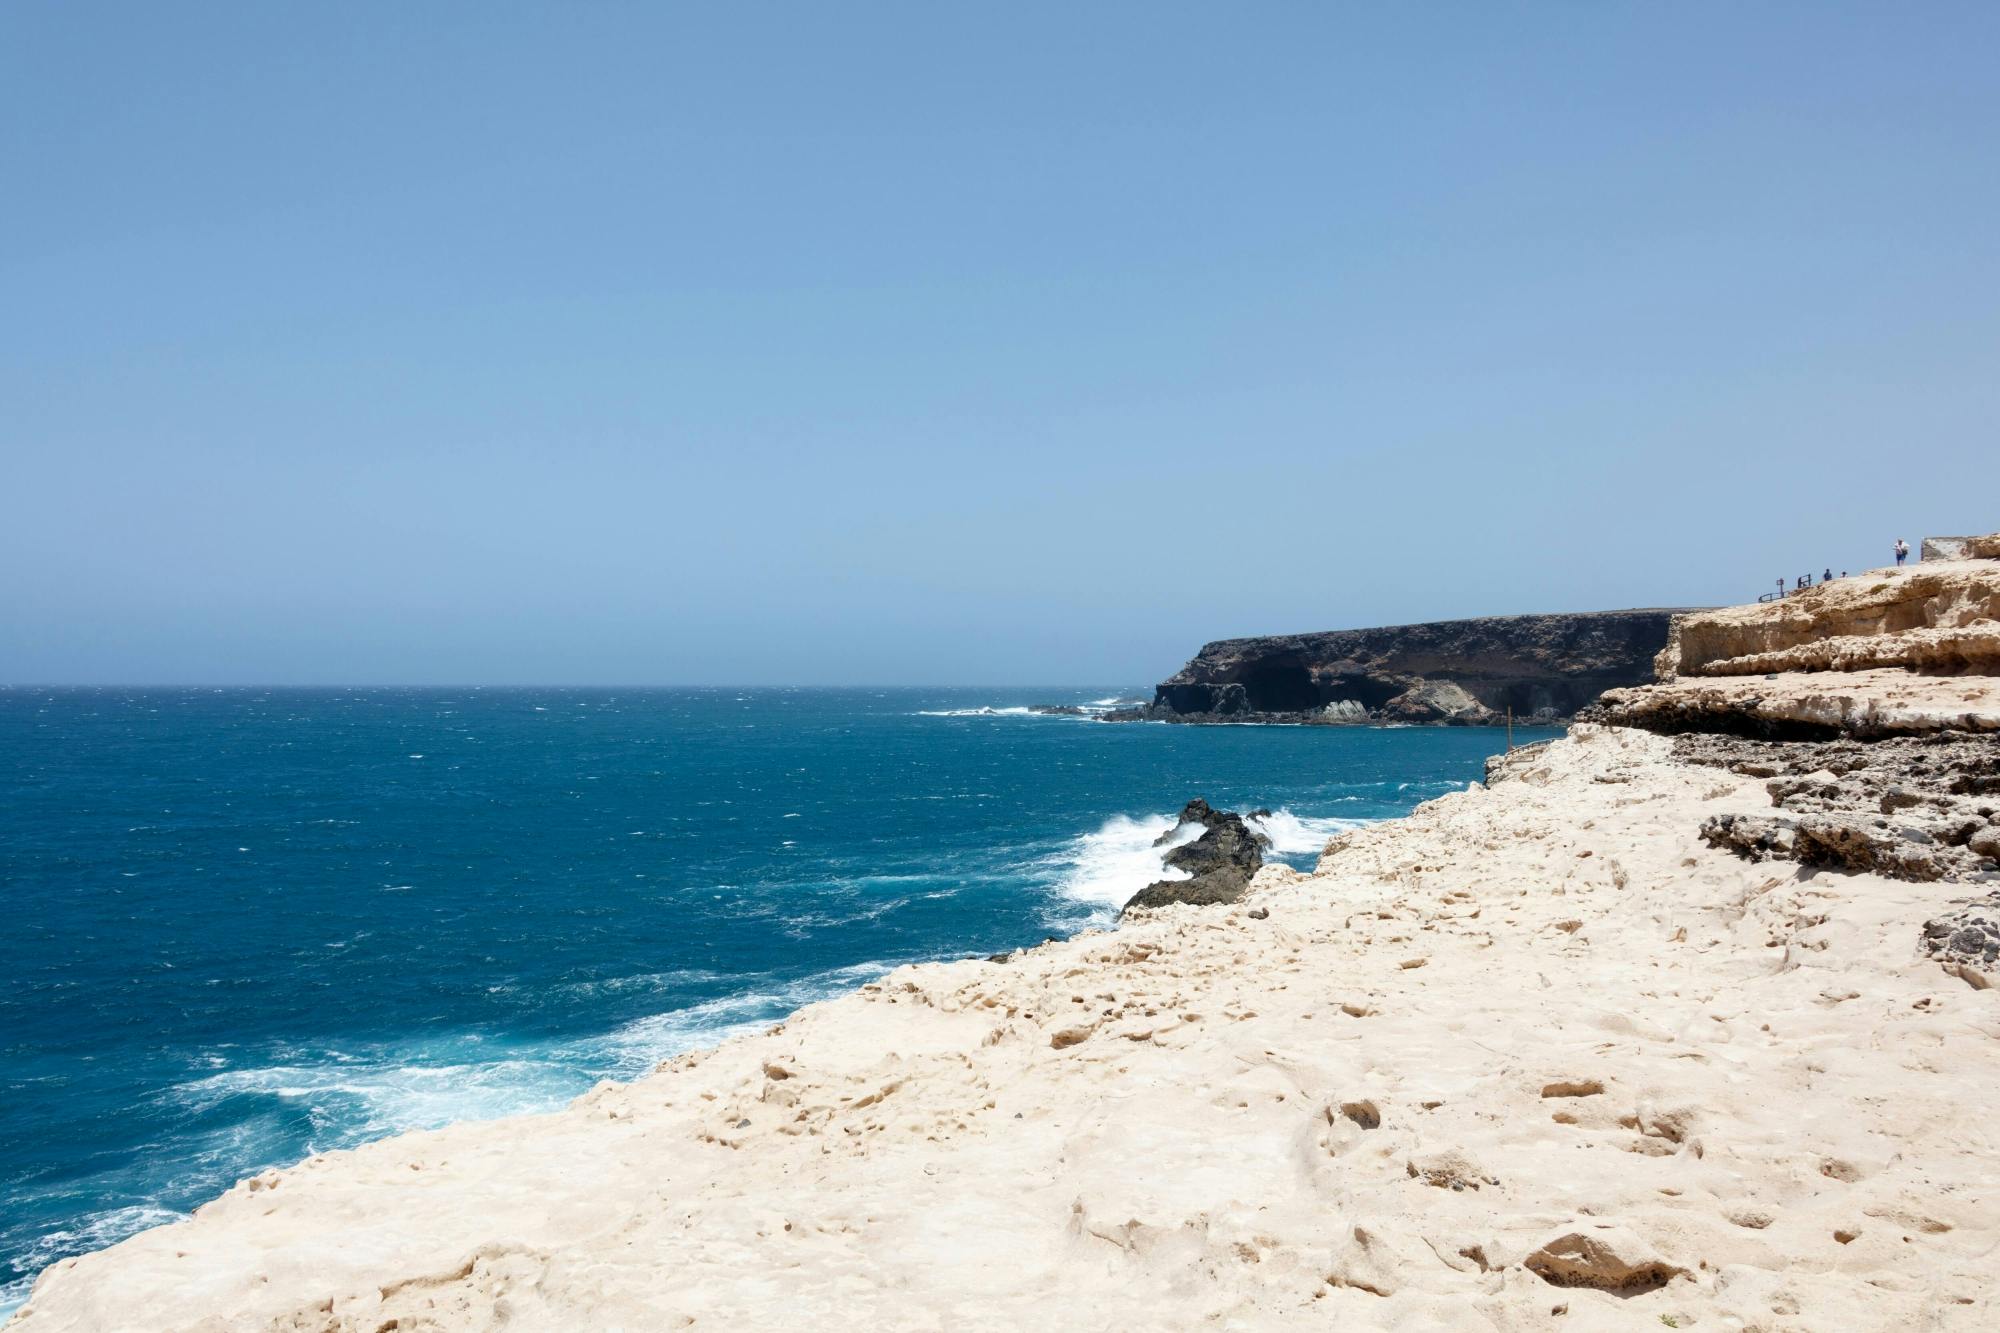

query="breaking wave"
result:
[1038,813,1205,925]
[0,1206,184,1313]
[915,706,1040,717]
[1247,808,1372,861]
[170,961,909,1150]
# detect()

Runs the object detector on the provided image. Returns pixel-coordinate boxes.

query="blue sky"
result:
[5,4,1995,685]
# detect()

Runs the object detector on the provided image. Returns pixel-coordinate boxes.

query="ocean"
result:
[0,687,1557,1311]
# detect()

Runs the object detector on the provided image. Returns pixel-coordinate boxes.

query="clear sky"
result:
[5,4,1995,686]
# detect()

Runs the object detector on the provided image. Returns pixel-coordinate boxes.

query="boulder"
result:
[1922,892,2000,988]
[1380,679,1496,725]
[1521,1226,1689,1294]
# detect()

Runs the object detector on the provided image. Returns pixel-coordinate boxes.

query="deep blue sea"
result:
[0,687,1557,1311]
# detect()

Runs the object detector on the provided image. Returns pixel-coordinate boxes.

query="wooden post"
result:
[1506,705,1513,752]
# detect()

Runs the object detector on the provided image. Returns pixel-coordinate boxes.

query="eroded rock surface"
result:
[1676,733,2000,883]
[1656,562,2000,680]
[1922,892,2000,987]
[1586,668,2000,739]
[1522,1226,1689,1294]
[1596,540,2000,981]
[1592,546,2000,739]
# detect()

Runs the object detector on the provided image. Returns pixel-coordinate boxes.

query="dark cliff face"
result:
[1146,610,1689,724]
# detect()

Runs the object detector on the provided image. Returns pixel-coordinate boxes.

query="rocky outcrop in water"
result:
[1114,609,1685,726]
[1122,799,1268,913]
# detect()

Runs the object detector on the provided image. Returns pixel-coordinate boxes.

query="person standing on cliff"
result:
[1896,538,1910,566]
[1824,567,1834,583]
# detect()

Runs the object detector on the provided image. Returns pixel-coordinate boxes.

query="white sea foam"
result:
[1247,808,1372,859]
[915,700,1131,719]
[0,1204,185,1313]
[551,967,731,1000]
[168,963,906,1151]
[173,1046,580,1139]
[1,958,911,1319]
[914,706,1039,718]
[576,961,899,1076]
[1034,808,1373,930]
[1043,813,1204,915]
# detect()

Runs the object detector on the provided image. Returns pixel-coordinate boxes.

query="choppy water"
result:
[0,687,1556,1310]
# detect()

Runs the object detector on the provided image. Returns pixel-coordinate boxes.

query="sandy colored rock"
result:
[1926,535,2000,562]
[1656,547,2000,681]
[1379,678,1494,724]
[1520,1225,1688,1293]
[14,725,2000,1331]
[1591,667,2000,737]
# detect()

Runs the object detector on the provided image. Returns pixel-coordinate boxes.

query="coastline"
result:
[14,552,2000,1329]
[16,724,1998,1327]
[0,691,1512,1314]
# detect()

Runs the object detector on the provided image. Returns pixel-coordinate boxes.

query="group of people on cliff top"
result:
[1792,564,1848,592]
[1781,567,1844,597]
[1775,540,1908,599]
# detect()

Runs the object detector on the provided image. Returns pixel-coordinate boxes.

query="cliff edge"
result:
[14,543,2000,1332]
[1120,608,1688,725]
[1589,542,2000,739]
[1580,533,2000,896]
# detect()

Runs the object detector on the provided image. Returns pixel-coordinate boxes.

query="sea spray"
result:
[1042,813,1205,920]
[1247,808,1373,860]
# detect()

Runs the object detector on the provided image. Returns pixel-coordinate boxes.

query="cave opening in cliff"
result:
[1325,677,1405,711]
[1498,681,1579,718]
[1235,661,1322,713]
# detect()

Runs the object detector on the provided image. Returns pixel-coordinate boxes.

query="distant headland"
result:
[1069,608,1696,727]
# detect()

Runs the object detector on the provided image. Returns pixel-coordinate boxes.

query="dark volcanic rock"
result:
[1123,799,1269,913]
[1678,733,2000,883]
[1140,610,1687,726]
[1157,799,1265,880]
[1578,693,1852,741]
[1923,893,2000,987]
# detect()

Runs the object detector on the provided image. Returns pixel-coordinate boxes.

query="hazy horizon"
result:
[7,4,1996,686]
